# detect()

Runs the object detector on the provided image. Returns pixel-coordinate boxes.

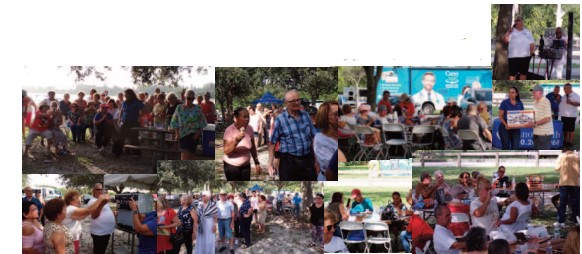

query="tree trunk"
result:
[493,4,513,80]
[301,181,314,217]
[362,66,383,111]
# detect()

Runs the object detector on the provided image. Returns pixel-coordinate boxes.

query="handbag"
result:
[167,209,184,245]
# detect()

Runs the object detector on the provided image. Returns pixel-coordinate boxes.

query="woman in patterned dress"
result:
[175,195,197,254]
[43,198,75,254]
[170,89,208,160]
[195,191,218,254]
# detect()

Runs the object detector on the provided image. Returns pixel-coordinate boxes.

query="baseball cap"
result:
[351,188,362,198]
[530,85,543,92]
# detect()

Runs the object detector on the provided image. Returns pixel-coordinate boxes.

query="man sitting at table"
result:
[457,104,492,150]
[492,166,512,198]
[434,205,466,254]
[349,188,374,214]
[470,176,499,235]
[374,105,390,126]
[378,90,393,114]
[434,170,453,202]
[415,172,442,209]
[401,213,433,254]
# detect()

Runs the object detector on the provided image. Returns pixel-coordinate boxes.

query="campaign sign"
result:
[492,119,564,149]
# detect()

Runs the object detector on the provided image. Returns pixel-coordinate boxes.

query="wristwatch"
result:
[132,210,139,215]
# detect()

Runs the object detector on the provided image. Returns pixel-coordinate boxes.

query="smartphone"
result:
[346,198,351,208]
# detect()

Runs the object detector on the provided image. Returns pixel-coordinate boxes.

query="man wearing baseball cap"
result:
[349,188,374,214]
[528,86,554,150]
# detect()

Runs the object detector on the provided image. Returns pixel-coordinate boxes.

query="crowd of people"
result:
[496,83,579,150]
[222,89,339,181]
[22,88,216,160]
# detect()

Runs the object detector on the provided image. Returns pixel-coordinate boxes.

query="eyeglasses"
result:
[326,224,335,231]
[499,171,505,174]
[286,98,301,103]
[463,176,470,179]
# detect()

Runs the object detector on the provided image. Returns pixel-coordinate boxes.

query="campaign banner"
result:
[375,67,411,104]
[492,119,563,149]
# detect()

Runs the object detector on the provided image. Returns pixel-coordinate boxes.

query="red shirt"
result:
[31,110,50,132]
[378,99,393,113]
[408,214,434,253]
[201,101,216,124]
[157,208,177,252]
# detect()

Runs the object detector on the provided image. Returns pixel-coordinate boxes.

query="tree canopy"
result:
[69,66,210,87]
[491,4,580,38]
[156,160,216,194]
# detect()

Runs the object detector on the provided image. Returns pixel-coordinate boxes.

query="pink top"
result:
[223,124,255,166]
[22,221,45,254]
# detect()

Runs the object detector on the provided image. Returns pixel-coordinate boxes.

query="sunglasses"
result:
[187,97,195,100]
[326,224,335,231]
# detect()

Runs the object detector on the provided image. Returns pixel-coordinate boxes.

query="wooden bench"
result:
[123,145,181,166]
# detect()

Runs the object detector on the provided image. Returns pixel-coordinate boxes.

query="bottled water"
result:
[553,222,560,239]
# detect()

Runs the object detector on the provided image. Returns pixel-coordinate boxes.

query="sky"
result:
[27,174,64,188]
[21,66,215,89]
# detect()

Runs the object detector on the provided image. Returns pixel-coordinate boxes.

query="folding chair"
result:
[339,221,367,251]
[511,211,532,232]
[382,123,408,159]
[363,222,392,253]
[415,240,436,254]
[457,129,486,151]
[410,125,435,151]
[353,125,385,161]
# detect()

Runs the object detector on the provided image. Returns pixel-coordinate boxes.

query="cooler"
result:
[202,124,215,157]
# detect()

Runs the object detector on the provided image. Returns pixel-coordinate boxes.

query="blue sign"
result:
[376,67,411,104]
[492,119,563,149]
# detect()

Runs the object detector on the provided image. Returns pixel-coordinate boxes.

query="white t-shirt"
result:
[508,28,534,58]
[559,92,580,118]
[249,114,261,133]
[499,200,532,233]
[434,224,461,254]
[217,200,234,219]
[339,115,356,134]
[250,196,259,209]
[470,197,499,235]
[324,236,349,253]
[87,197,115,235]
[314,133,337,176]
[62,206,82,240]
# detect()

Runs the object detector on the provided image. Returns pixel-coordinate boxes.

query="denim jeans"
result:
[400,231,412,253]
[294,204,300,219]
[558,186,580,223]
[498,124,521,150]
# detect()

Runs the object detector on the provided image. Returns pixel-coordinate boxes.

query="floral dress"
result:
[178,205,194,233]
[43,221,74,254]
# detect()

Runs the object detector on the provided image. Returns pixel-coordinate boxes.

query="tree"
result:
[273,181,293,193]
[156,160,215,194]
[215,67,254,117]
[300,181,316,216]
[301,67,338,104]
[22,174,29,188]
[58,174,105,189]
[492,4,513,80]
[561,5,580,36]
[362,66,383,110]
[68,66,209,86]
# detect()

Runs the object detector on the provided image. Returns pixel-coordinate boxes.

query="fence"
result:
[415,150,563,168]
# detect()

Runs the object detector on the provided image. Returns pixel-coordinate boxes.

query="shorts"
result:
[178,133,199,152]
[508,57,531,76]
[218,218,233,239]
[562,117,576,132]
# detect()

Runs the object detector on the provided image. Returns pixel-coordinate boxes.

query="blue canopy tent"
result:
[248,184,264,192]
[252,92,284,105]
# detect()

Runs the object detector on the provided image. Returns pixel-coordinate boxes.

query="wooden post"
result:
[457,153,461,167]
[495,152,499,168]
[535,151,540,167]
[421,152,425,167]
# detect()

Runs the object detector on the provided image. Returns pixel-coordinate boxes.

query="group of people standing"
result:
[22,88,216,160]
[223,89,339,181]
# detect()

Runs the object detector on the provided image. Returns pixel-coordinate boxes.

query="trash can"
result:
[202,124,215,157]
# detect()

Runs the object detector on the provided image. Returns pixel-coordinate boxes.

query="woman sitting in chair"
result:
[496,182,538,233]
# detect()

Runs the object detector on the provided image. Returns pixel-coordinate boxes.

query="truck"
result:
[374,67,493,114]
[23,186,62,201]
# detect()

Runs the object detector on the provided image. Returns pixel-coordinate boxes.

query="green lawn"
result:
[324,186,410,209]
[338,165,367,171]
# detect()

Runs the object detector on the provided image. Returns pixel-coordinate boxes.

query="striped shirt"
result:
[533,97,554,136]
[270,109,316,156]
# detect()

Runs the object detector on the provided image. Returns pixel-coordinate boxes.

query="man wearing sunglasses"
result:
[268,90,317,181]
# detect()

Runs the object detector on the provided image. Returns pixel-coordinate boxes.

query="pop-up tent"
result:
[104,174,158,190]
[248,184,264,192]
[252,92,284,105]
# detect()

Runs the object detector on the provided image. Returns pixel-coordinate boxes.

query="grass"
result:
[413,167,562,227]
[324,186,410,209]
[338,165,367,171]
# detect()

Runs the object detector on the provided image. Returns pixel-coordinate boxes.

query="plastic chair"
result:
[451,212,471,224]
[381,123,409,159]
[457,129,486,150]
[415,240,436,254]
[339,221,367,249]
[411,125,435,151]
[353,125,385,161]
[363,222,392,253]
[512,211,532,232]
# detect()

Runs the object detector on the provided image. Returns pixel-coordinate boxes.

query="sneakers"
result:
[218,246,227,252]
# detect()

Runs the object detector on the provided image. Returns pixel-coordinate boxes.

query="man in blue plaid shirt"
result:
[268,90,317,180]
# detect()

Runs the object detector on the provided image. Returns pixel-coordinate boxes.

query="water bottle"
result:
[515,244,522,254]
[553,222,560,239]
[393,111,398,123]
[512,176,516,190]
[503,182,506,189]
[546,243,553,254]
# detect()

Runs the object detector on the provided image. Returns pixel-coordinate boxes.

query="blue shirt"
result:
[545,92,561,115]
[350,198,374,214]
[121,100,144,123]
[239,199,252,217]
[138,211,157,253]
[270,109,316,156]
[22,196,43,210]
[499,98,524,122]
[328,150,338,174]
[94,112,113,126]
[293,196,302,205]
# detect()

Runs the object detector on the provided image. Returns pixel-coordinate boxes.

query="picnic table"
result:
[508,238,565,254]
[123,127,180,167]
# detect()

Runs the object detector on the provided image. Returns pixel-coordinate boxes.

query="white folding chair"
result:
[411,125,435,151]
[451,212,471,224]
[457,129,486,150]
[363,222,392,253]
[382,123,409,159]
[339,221,367,250]
[512,211,532,232]
[415,240,435,254]
[353,125,385,161]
